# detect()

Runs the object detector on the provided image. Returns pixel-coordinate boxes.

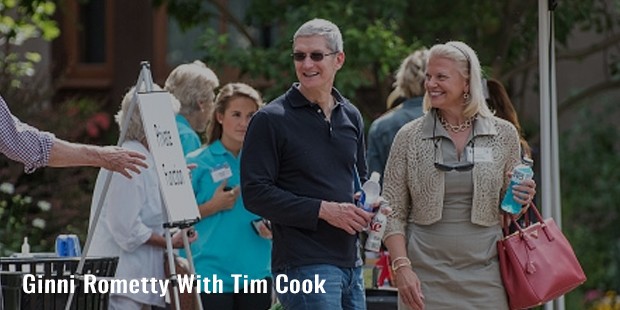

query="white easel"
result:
[65,62,203,310]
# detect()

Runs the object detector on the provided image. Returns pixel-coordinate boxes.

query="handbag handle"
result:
[502,203,554,243]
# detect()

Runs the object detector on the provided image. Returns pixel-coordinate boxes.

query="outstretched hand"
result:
[98,146,148,178]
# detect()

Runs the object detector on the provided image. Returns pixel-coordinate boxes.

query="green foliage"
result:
[0,0,59,91]
[0,182,53,256]
[560,98,620,305]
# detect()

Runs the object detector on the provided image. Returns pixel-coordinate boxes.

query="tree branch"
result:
[501,32,620,81]
[558,78,620,115]
[208,0,258,47]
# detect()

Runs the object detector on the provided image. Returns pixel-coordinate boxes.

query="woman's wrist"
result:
[391,256,412,271]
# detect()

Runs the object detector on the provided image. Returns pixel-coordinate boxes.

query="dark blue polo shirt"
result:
[241,84,367,271]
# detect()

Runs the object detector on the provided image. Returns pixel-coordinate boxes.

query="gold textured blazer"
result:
[383,110,521,240]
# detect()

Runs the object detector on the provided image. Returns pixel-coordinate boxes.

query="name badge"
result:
[466,146,493,162]
[210,163,233,183]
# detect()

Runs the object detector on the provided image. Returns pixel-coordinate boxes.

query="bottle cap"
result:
[369,172,381,183]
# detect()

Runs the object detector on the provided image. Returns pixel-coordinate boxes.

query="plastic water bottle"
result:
[55,234,82,257]
[359,172,381,212]
[501,164,534,214]
[365,200,388,252]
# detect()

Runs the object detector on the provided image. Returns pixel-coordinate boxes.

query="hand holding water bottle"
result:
[501,162,537,215]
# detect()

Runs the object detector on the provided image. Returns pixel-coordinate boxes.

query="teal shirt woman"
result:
[180,83,272,310]
[183,140,271,290]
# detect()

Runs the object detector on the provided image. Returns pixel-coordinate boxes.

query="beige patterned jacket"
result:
[383,111,521,240]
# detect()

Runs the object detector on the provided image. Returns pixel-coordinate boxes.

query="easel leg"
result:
[164,228,182,310]
[182,233,204,310]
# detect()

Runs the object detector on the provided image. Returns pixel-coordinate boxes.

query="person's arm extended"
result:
[48,139,148,178]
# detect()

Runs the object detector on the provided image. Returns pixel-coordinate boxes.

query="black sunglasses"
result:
[433,112,475,172]
[292,51,338,62]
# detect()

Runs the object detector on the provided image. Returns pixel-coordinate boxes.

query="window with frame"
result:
[60,0,113,89]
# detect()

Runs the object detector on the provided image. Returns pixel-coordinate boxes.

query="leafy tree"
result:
[156,0,620,125]
[0,0,59,94]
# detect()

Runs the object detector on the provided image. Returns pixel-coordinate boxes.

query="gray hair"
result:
[115,84,180,143]
[164,60,219,115]
[422,41,492,118]
[395,48,429,98]
[293,18,343,52]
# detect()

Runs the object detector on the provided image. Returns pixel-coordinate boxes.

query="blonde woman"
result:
[181,83,271,309]
[367,48,429,180]
[165,60,219,155]
[383,41,537,309]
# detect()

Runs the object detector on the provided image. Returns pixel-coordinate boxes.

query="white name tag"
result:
[210,163,233,183]
[466,146,493,162]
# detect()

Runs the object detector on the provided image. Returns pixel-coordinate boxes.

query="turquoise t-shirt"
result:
[181,140,271,293]
[175,114,201,155]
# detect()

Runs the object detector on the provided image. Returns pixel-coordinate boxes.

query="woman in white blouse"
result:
[88,86,196,310]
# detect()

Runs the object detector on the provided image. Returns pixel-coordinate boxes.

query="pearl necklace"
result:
[438,114,476,133]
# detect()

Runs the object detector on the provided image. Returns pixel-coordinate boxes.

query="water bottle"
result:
[501,164,534,214]
[55,234,82,257]
[359,171,381,212]
[21,237,31,257]
[365,200,389,252]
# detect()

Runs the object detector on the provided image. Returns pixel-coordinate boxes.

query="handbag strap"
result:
[501,203,545,236]
[502,203,554,244]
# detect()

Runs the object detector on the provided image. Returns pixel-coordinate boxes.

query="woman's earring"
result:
[463,92,471,105]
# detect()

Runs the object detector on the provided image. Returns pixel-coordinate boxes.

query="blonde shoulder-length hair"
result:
[422,41,492,119]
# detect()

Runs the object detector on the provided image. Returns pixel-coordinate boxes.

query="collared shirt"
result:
[175,114,201,155]
[241,84,367,271]
[0,95,54,173]
[367,97,424,181]
[180,140,271,292]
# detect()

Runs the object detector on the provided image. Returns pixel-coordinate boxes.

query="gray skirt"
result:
[398,210,509,310]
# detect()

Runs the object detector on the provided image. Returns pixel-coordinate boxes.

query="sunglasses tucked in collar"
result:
[433,113,475,172]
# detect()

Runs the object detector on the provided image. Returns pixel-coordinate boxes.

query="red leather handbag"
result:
[497,203,587,310]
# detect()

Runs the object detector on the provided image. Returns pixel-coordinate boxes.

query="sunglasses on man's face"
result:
[292,51,338,62]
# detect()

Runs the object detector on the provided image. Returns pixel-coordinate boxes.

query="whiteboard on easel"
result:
[137,91,200,224]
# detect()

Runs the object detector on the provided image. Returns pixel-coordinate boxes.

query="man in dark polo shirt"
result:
[241,18,373,309]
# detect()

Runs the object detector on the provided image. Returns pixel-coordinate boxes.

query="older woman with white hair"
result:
[165,60,220,155]
[382,41,537,309]
[88,85,197,310]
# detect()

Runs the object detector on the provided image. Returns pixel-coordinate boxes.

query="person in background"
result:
[88,85,196,310]
[484,78,532,159]
[367,48,429,181]
[241,18,373,310]
[165,60,220,155]
[382,41,537,309]
[0,95,147,178]
[182,83,271,309]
